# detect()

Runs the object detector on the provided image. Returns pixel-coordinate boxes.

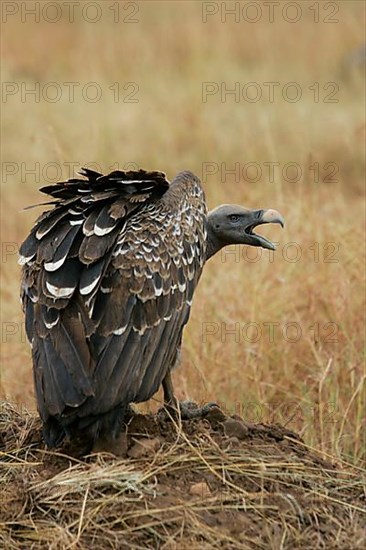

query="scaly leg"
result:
[161,370,218,420]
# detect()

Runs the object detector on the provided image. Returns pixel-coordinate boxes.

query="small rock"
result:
[189,481,211,498]
[204,406,227,424]
[253,424,267,432]
[223,419,249,440]
[127,437,161,458]
[223,436,240,449]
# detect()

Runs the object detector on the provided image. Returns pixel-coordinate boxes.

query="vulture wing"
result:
[20,169,207,445]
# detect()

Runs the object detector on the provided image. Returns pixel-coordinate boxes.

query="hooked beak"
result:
[245,209,285,250]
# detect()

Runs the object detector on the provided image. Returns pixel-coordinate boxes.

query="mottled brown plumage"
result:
[20,169,207,447]
[20,168,284,451]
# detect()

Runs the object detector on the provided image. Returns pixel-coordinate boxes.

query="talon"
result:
[201,402,219,416]
[158,400,220,420]
[180,401,219,419]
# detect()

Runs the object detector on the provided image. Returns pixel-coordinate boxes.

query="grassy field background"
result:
[1,1,365,466]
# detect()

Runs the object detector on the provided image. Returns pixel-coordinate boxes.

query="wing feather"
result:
[20,169,207,439]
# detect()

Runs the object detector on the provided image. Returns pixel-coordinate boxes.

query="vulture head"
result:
[206,204,285,259]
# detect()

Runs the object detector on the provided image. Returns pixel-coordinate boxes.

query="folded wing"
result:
[20,168,207,442]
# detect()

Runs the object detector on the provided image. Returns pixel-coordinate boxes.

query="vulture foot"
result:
[161,371,218,420]
[179,400,219,419]
[159,400,219,421]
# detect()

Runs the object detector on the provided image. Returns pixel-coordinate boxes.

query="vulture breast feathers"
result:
[20,169,207,442]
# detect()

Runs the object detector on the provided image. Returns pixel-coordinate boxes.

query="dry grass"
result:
[1,401,365,549]
[0,4,365,541]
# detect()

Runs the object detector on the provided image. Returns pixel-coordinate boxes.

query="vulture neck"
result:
[206,223,224,260]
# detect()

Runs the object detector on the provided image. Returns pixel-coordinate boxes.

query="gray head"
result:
[206,204,284,260]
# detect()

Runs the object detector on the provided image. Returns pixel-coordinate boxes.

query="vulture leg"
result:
[162,370,218,420]
[162,370,178,407]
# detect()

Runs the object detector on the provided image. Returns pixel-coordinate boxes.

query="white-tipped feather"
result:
[44,256,67,272]
[45,281,75,298]
[113,326,127,336]
[44,318,59,329]
[83,227,94,237]
[18,254,35,266]
[94,224,115,237]
[100,286,113,293]
[80,276,101,296]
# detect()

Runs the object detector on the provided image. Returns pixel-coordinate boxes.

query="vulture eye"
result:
[229,214,240,222]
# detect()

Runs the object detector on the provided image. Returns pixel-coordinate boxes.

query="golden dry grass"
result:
[1,0,365,478]
[1,401,366,549]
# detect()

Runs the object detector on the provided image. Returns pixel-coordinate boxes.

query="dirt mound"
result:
[1,401,365,549]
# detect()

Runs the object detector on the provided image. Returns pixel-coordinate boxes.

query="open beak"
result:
[245,209,285,250]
